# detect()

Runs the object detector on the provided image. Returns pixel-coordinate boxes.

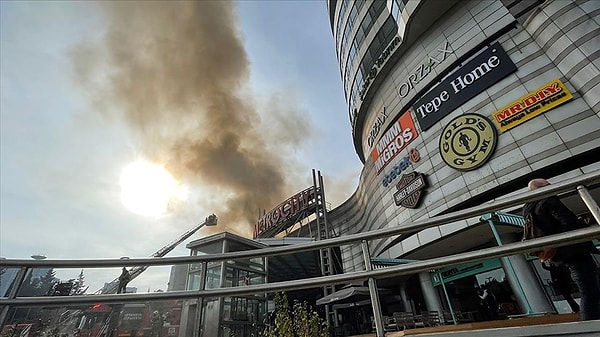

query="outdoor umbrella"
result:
[316,286,390,306]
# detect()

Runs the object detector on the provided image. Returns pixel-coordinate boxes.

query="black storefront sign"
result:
[413,42,517,131]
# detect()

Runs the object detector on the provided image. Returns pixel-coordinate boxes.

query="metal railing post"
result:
[362,240,385,337]
[0,266,29,327]
[193,262,208,337]
[577,185,600,225]
[436,270,457,324]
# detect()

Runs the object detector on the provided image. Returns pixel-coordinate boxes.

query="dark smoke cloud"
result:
[71,1,312,236]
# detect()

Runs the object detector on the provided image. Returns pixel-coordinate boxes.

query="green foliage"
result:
[70,269,88,295]
[0,325,20,337]
[262,292,328,337]
[39,268,58,295]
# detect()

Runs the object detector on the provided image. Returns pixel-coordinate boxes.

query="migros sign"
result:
[371,111,419,174]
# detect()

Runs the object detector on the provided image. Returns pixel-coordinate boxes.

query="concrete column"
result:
[501,254,554,314]
[419,271,443,313]
[399,280,412,312]
[498,232,554,314]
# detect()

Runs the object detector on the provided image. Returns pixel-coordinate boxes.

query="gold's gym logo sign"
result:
[439,113,497,171]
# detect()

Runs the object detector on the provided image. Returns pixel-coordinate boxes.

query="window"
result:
[391,0,409,24]
[360,16,397,78]
[348,15,398,119]
[343,0,388,99]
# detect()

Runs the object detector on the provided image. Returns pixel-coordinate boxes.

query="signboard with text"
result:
[254,187,316,238]
[492,79,573,132]
[370,111,419,174]
[413,42,517,131]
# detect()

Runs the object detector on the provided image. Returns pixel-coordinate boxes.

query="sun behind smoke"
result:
[120,161,187,217]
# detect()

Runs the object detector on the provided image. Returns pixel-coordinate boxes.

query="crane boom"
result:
[96,214,218,294]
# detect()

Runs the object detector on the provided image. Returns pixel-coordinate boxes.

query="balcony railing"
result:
[2,171,600,337]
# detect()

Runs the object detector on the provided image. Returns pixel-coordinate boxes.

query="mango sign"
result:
[492,79,573,132]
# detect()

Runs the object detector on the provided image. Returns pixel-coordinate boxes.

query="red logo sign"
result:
[371,111,418,174]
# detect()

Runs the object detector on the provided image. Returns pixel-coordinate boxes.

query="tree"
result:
[38,269,57,295]
[262,292,328,337]
[18,271,37,296]
[70,269,88,295]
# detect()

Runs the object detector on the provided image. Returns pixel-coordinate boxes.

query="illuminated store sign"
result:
[381,148,421,187]
[414,42,517,131]
[359,36,402,101]
[439,113,497,171]
[254,187,315,238]
[371,111,419,173]
[492,79,573,132]
[367,107,388,148]
[394,172,427,208]
[397,41,453,98]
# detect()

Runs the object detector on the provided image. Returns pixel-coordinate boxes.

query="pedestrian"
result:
[522,178,600,320]
[542,260,580,313]
[151,310,164,337]
[117,267,131,294]
[477,285,498,321]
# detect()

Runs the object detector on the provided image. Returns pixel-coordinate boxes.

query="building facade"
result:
[180,232,267,337]
[326,0,600,322]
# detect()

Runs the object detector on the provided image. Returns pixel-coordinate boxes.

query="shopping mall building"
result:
[320,0,600,328]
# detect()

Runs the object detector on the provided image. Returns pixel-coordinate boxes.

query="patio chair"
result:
[442,310,472,324]
[422,310,442,327]
[393,311,416,330]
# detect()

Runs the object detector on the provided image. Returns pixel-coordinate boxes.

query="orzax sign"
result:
[367,107,388,148]
[413,42,517,131]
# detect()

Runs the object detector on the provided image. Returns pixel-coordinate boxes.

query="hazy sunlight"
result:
[120,161,185,217]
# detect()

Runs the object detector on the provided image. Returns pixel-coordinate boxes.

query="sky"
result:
[0,1,362,293]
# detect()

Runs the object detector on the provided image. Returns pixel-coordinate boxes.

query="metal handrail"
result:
[1,172,599,309]
[2,172,598,269]
[2,226,599,307]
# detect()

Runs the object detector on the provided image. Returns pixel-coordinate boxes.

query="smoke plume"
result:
[71,1,312,237]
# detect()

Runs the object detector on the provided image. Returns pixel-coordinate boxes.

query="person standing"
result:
[117,267,131,294]
[542,260,580,313]
[477,285,498,321]
[151,310,164,337]
[522,178,600,320]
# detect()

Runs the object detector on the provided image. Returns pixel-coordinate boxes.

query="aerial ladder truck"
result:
[84,214,218,337]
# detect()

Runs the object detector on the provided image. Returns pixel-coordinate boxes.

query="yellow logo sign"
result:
[439,114,497,171]
[492,79,573,132]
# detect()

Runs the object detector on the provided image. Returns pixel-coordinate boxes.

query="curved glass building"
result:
[326,0,600,324]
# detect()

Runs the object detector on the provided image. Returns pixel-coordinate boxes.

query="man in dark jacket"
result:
[117,267,131,294]
[542,260,580,313]
[523,178,599,320]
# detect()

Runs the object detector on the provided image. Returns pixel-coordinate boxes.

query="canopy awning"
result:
[316,286,390,306]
